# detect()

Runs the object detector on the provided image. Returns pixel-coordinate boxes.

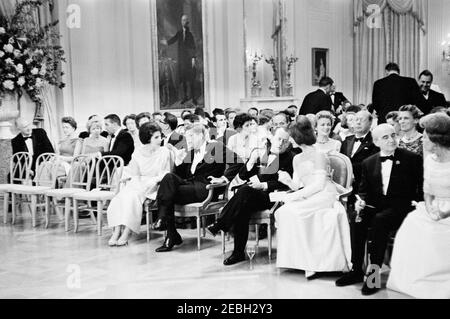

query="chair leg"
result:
[31,195,37,227]
[11,193,16,224]
[97,201,103,236]
[3,192,9,224]
[255,224,259,245]
[202,216,206,238]
[221,230,225,255]
[146,211,150,242]
[196,216,201,250]
[268,223,272,260]
[64,197,71,232]
[44,196,50,229]
[73,199,79,233]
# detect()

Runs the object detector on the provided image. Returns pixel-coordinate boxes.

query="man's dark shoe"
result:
[223,253,246,266]
[155,233,183,252]
[151,218,167,231]
[335,270,364,287]
[206,223,221,237]
[361,280,380,296]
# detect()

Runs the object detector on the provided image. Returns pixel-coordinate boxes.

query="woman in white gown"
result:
[387,113,450,298]
[275,117,352,278]
[107,123,173,246]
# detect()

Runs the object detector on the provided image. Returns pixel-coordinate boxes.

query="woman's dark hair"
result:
[135,112,152,128]
[164,112,178,131]
[398,105,423,120]
[139,122,162,145]
[180,109,192,119]
[61,116,77,130]
[123,114,136,126]
[258,115,271,126]
[233,113,256,130]
[420,113,450,148]
[385,111,399,122]
[289,116,317,146]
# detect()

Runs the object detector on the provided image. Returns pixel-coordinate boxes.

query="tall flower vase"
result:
[0,93,20,184]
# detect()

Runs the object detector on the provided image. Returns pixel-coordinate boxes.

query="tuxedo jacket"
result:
[372,74,422,123]
[417,89,447,115]
[101,130,134,165]
[359,148,424,213]
[79,131,109,139]
[210,128,237,146]
[11,128,55,171]
[238,149,296,193]
[174,141,244,185]
[331,92,349,114]
[340,132,380,193]
[299,89,332,115]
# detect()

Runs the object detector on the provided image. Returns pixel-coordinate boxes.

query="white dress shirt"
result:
[191,142,207,175]
[23,135,34,156]
[109,128,122,151]
[351,134,368,158]
[380,151,394,195]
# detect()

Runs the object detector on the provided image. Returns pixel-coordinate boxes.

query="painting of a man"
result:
[157,0,204,110]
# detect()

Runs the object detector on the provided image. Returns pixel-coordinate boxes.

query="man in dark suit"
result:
[416,70,447,115]
[336,124,423,295]
[209,111,236,146]
[372,63,422,123]
[97,114,134,165]
[153,123,244,252]
[206,127,296,265]
[11,118,55,172]
[330,84,350,115]
[340,111,380,198]
[162,14,197,105]
[299,77,333,115]
[160,112,186,149]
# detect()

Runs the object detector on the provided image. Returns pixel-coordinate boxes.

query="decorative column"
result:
[0,93,20,184]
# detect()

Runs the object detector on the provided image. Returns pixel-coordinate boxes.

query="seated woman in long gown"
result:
[387,113,450,298]
[106,123,173,246]
[275,117,352,279]
[80,119,109,154]
[57,117,82,175]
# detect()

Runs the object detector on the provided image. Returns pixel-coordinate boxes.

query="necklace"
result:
[402,131,420,142]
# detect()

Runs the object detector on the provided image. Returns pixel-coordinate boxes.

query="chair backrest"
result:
[67,155,96,190]
[328,152,353,189]
[95,156,124,193]
[34,153,59,187]
[10,152,33,184]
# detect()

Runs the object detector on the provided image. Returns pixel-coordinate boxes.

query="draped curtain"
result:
[353,0,427,105]
[0,0,60,145]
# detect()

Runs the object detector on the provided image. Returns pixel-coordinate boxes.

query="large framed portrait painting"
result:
[311,48,329,86]
[151,0,206,110]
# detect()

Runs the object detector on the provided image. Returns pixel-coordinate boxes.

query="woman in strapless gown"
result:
[57,117,82,175]
[387,114,450,298]
[80,120,109,154]
[275,119,352,278]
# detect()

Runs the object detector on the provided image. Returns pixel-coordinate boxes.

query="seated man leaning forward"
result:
[206,127,296,265]
[152,123,244,252]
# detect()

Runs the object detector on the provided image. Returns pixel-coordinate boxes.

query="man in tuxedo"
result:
[416,70,447,115]
[336,124,423,295]
[340,111,380,202]
[210,111,236,146]
[153,123,244,252]
[299,77,333,115]
[96,114,134,165]
[372,63,422,123]
[160,112,186,149]
[11,118,55,172]
[206,127,296,265]
[162,14,197,105]
[329,84,349,115]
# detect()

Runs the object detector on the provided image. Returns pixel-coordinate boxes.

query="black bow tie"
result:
[380,155,394,162]
[111,134,115,138]
[354,137,364,143]
[23,136,32,140]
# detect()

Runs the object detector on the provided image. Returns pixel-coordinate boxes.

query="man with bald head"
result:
[11,118,54,172]
[336,124,423,296]
[162,14,197,105]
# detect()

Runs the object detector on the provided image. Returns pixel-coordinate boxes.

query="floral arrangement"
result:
[0,0,65,105]
[265,56,279,94]
[250,52,263,89]
[285,54,298,91]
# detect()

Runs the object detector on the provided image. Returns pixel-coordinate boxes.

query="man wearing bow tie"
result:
[153,123,244,252]
[336,124,423,295]
[329,84,349,115]
[206,127,296,265]
[11,118,54,173]
[340,111,379,201]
